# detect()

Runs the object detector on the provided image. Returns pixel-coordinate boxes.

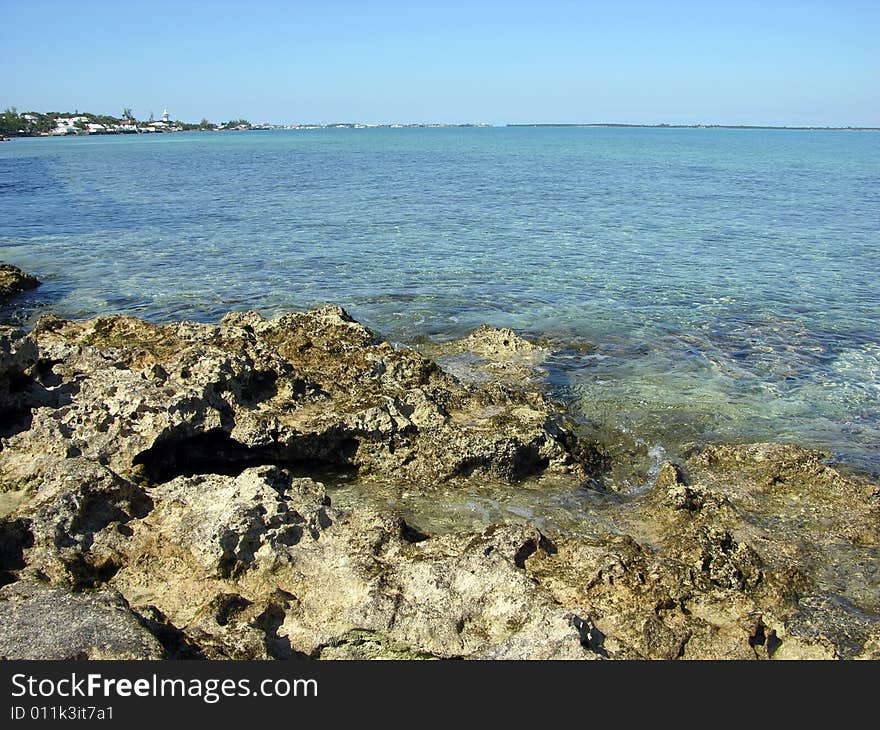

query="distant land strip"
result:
[507,123,880,131]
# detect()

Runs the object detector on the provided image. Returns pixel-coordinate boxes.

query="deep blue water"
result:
[1,127,878,472]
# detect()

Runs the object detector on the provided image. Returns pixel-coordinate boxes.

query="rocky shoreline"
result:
[0,268,877,659]
[0,264,39,301]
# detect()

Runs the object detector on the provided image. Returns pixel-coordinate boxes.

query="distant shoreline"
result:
[508,123,880,131]
[6,123,880,141]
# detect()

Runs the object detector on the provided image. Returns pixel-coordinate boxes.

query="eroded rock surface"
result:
[106,466,596,660]
[0,307,877,660]
[0,264,39,302]
[0,308,583,492]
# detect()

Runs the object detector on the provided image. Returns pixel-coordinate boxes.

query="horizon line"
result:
[6,108,880,131]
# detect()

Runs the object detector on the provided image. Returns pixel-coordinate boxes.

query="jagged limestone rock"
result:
[0,264,39,302]
[0,306,877,660]
[105,466,596,659]
[0,307,586,492]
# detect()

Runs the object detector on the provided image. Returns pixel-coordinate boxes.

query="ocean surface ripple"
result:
[2,127,878,472]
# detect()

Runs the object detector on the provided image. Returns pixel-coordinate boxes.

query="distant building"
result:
[51,116,87,135]
[161,109,170,122]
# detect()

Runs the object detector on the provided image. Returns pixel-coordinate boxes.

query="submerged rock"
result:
[426,324,549,388]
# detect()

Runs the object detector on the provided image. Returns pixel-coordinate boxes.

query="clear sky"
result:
[3,0,878,126]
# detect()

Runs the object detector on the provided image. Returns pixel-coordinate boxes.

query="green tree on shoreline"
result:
[223,118,252,129]
[2,107,251,137]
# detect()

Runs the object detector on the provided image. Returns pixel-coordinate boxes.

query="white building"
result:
[51,117,87,135]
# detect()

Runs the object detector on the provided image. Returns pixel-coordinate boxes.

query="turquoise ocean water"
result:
[1,127,878,474]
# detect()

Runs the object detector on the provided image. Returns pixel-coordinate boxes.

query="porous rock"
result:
[0,307,877,660]
[0,307,585,492]
[0,264,39,301]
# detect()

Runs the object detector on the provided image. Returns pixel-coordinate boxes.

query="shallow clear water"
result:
[1,127,878,473]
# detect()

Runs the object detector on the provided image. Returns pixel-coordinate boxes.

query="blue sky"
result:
[3,0,878,125]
